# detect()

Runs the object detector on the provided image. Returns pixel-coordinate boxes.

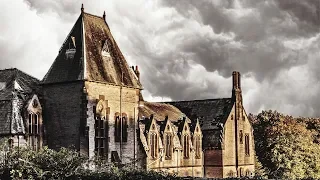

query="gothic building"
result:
[0,6,255,178]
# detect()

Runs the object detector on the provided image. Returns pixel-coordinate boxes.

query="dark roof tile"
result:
[43,12,141,89]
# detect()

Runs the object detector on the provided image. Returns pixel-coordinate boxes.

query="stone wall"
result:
[42,81,84,150]
[85,81,140,163]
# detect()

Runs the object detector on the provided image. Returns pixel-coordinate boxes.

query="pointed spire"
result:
[103,11,106,21]
[81,4,84,13]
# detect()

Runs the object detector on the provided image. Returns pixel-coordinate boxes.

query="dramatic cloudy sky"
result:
[0,0,319,117]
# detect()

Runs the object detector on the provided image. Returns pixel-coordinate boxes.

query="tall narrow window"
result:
[150,133,157,159]
[122,116,128,142]
[239,130,243,144]
[195,135,201,159]
[114,115,127,142]
[28,113,40,151]
[28,114,32,134]
[165,134,172,159]
[115,116,121,142]
[33,114,38,135]
[183,135,190,158]
[95,116,108,158]
[245,134,250,155]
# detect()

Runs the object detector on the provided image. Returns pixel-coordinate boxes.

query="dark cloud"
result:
[1,0,320,117]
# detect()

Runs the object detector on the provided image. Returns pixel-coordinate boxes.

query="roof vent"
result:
[65,36,76,59]
[0,82,5,91]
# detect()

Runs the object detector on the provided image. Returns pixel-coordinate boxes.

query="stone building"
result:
[0,6,255,178]
[0,68,43,150]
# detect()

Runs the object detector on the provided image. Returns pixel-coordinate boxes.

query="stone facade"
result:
[0,7,255,179]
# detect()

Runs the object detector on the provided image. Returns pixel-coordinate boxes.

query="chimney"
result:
[232,71,241,90]
[232,71,242,102]
[134,65,140,80]
[103,11,106,21]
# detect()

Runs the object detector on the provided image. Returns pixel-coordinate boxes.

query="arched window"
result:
[165,133,172,159]
[115,115,120,142]
[122,116,128,142]
[195,135,201,159]
[183,135,190,158]
[150,133,158,159]
[114,114,128,142]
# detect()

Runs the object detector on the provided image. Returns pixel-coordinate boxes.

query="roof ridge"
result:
[15,69,40,82]
[83,12,104,20]
[0,68,17,71]
[162,98,232,103]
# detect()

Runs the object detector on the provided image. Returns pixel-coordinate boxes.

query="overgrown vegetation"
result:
[0,141,184,179]
[250,110,320,180]
[2,110,320,179]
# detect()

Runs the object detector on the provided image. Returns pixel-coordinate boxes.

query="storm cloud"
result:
[0,0,319,117]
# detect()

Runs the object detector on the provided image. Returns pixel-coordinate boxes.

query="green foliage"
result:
[0,143,187,180]
[250,110,320,180]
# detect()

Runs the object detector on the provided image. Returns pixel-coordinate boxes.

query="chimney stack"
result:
[232,71,241,90]
[134,65,140,80]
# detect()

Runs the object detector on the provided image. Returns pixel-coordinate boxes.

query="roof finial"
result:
[103,11,106,21]
[81,4,84,13]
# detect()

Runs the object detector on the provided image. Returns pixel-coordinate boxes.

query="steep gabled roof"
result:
[166,98,233,131]
[0,68,40,135]
[42,11,141,89]
[0,68,40,101]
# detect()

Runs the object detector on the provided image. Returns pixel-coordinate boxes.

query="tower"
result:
[42,5,142,163]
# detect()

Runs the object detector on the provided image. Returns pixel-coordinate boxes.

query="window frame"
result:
[183,134,190,159]
[165,133,172,159]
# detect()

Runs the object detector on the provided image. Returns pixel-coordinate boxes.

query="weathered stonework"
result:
[0,8,256,179]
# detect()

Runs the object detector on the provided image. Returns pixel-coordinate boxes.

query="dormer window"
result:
[102,39,111,57]
[0,82,6,91]
[65,36,76,59]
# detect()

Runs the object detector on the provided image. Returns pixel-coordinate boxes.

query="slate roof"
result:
[166,98,234,149]
[138,102,189,123]
[43,12,141,89]
[0,68,40,135]
[167,98,233,131]
[0,68,40,101]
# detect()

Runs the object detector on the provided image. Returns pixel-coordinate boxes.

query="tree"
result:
[250,110,320,179]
